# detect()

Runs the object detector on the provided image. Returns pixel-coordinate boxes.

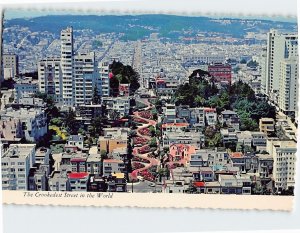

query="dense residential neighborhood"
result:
[0,15,298,196]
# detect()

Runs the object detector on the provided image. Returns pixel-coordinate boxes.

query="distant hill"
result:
[3,14,297,40]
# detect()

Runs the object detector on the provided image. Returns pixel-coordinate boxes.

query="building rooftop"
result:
[35,147,50,158]
[68,172,89,179]
[103,159,123,163]
[68,135,83,142]
[230,152,244,158]
[2,144,36,159]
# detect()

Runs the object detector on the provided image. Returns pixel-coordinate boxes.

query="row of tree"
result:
[172,70,276,131]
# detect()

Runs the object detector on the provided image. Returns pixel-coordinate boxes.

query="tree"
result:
[89,117,103,137]
[100,150,108,159]
[149,125,156,137]
[195,95,205,106]
[65,108,79,135]
[149,137,157,148]
[50,118,63,127]
[109,110,120,121]
[92,86,101,104]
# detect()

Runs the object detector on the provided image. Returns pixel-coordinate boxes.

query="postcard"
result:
[0,4,298,211]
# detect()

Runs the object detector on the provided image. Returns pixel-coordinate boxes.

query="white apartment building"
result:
[278,56,299,114]
[164,103,176,120]
[68,172,89,192]
[74,52,100,106]
[102,159,125,177]
[61,27,74,106]
[102,96,130,118]
[264,30,298,97]
[98,61,110,97]
[267,139,297,192]
[38,27,103,106]
[38,58,62,102]
[1,144,36,190]
[0,107,47,142]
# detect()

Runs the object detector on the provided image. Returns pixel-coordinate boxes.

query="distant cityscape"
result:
[0,14,298,195]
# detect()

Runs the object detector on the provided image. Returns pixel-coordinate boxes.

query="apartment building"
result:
[0,107,47,142]
[259,118,275,136]
[3,53,18,80]
[267,139,297,192]
[38,57,62,102]
[102,159,126,177]
[74,52,100,106]
[107,173,127,192]
[264,29,298,97]
[61,27,74,106]
[14,77,38,102]
[220,110,240,130]
[48,167,70,191]
[278,56,299,115]
[98,61,110,97]
[67,135,84,150]
[68,172,89,192]
[208,63,232,84]
[1,144,36,190]
[0,118,23,144]
[38,27,103,106]
[102,96,130,118]
[98,128,129,153]
[162,131,205,149]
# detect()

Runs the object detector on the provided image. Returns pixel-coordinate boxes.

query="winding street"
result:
[131,98,160,180]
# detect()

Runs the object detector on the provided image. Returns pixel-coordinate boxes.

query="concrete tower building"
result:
[99,61,110,97]
[278,56,299,115]
[265,30,298,99]
[74,52,100,105]
[60,27,74,106]
[38,58,62,102]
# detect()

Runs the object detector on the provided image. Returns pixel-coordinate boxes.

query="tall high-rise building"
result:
[74,52,100,106]
[278,56,299,115]
[99,61,110,97]
[60,27,74,106]
[264,30,298,97]
[38,27,104,106]
[38,58,62,102]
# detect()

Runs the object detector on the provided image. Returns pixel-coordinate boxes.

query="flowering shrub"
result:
[132,162,145,170]
[138,127,151,136]
[137,145,151,154]
[133,137,149,145]
[138,110,152,119]
[139,170,155,182]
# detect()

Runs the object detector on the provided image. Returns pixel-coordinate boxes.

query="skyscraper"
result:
[60,27,74,106]
[38,27,103,106]
[264,30,298,99]
[278,56,299,115]
[74,52,100,106]
[38,58,62,102]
